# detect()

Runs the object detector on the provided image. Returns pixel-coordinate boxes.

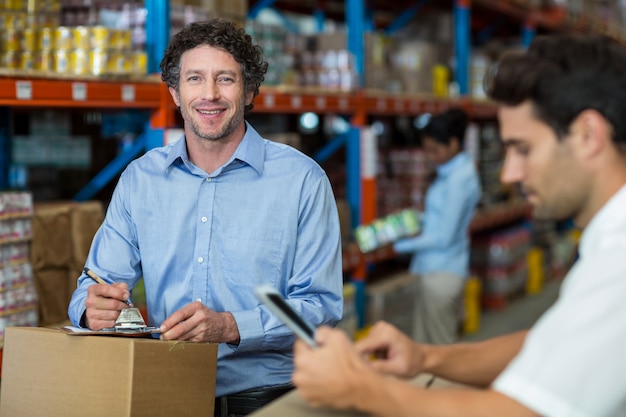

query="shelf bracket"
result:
[384,0,431,35]
[73,133,147,202]
[313,132,348,164]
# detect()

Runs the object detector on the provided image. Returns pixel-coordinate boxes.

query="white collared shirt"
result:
[494,184,626,417]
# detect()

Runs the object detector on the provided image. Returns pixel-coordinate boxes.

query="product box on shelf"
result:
[0,327,218,417]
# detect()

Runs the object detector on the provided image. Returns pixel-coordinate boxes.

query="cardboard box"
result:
[31,202,73,270]
[0,327,218,417]
[32,267,72,326]
[69,200,104,267]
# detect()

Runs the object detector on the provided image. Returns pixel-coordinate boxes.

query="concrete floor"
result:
[461,278,562,342]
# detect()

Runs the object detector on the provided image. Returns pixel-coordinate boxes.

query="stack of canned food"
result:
[1,0,147,76]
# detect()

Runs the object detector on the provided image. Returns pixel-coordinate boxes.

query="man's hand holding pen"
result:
[83,268,133,330]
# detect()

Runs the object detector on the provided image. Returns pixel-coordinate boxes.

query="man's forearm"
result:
[355,374,538,417]
[422,330,528,387]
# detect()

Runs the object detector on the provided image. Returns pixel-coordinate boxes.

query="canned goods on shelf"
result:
[53,26,73,49]
[19,50,34,70]
[132,50,147,74]
[69,48,88,75]
[37,27,54,50]
[110,29,131,50]
[1,29,21,52]
[0,10,26,30]
[108,51,130,75]
[91,26,111,49]
[1,51,19,69]
[52,49,68,73]
[72,26,89,49]
[29,11,59,27]
[34,49,52,71]
[21,27,37,50]
[2,0,23,11]
[89,49,108,76]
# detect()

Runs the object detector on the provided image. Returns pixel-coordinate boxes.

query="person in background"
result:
[292,33,626,417]
[393,107,481,345]
[68,18,343,417]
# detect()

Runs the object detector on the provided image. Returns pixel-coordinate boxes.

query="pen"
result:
[83,267,133,307]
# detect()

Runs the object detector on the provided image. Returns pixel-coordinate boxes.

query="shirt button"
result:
[201,216,208,222]
[205,177,212,182]
[197,257,204,263]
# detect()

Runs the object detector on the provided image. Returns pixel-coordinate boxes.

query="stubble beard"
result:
[182,97,246,143]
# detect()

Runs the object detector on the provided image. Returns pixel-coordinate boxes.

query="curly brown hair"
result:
[160,19,268,113]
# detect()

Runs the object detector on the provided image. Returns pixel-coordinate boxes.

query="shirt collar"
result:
[163,121,265,176]
[436,152,467,178]
[579,183,626,257]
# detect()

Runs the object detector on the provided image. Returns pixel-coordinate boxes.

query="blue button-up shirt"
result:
[393,152,481,278]
[69,123,343,396]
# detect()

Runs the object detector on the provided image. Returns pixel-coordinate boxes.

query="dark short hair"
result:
[485,33,626,153]
[160,18,268,113]
[422,107,468,148]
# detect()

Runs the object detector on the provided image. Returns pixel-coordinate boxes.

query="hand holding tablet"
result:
[254,284,317,348]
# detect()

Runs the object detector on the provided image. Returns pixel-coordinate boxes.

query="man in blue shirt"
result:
[393,108,481,345]
[68,19,343,416]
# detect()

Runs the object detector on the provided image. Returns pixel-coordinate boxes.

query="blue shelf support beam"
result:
[73,133,147,201]
[145,0,170,74]
[313,133,348,164]
[454,0,471,95]
[248,0,276,19]
[314,6,325,32]
[522,21,536,48]
[347,0,366,87]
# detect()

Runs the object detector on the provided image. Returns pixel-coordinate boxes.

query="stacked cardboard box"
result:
[30,200,104,327]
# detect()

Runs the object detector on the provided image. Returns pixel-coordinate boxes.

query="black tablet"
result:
[254,285,317,348]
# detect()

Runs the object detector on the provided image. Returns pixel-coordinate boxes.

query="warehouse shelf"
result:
[0,73,163,109]
[254,86,498,118]
[253,86,360,114]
